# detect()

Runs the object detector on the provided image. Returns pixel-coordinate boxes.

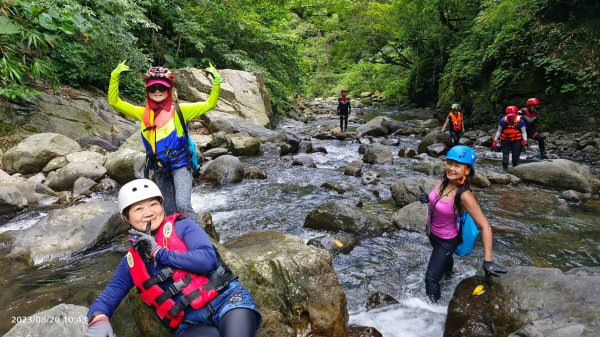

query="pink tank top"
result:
[426,184,459,239]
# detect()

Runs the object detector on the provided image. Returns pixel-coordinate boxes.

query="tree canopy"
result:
[1,0,598,130]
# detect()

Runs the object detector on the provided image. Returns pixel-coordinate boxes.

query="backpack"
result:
[454,211,480,256]
[174,101,201,178]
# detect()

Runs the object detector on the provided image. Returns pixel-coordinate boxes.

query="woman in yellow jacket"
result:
[108,61,221,217]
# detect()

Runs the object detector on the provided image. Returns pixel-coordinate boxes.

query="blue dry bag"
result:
[187,135,201,177]
[455,211,480,256]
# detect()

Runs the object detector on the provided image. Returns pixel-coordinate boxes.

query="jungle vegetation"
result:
[1,0,599,130]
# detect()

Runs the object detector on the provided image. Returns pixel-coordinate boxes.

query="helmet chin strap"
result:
[457,175,466,185]
[145,220,152,235]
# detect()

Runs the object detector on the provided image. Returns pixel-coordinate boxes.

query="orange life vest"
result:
[127,214,225,329]
[499,115,523,141]
[449,111,463,131]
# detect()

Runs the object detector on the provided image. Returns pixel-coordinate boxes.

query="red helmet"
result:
[526,97,540,106]
[505,106,519,115]
[143,66,175,84]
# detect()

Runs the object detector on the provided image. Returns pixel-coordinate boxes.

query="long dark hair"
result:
[438,164,475,217]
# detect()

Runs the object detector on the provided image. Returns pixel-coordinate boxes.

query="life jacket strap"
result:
[205,264,237,293]
[167,291,196,317]
[142,267,175,289]
[155,274,193,305]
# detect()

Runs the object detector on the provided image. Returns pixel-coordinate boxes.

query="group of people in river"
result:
[444,98,547,171]
[85,63,545,335]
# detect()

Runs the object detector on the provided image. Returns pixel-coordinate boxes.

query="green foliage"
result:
[438,0,600,130]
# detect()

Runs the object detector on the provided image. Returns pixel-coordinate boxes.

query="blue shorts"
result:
[176,280,261,336]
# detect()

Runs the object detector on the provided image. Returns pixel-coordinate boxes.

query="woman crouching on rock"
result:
[85,179,261,337]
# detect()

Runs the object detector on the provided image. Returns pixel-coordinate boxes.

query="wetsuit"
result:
[337,97,351,131]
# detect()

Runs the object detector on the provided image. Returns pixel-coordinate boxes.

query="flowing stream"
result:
[1,108,599,336]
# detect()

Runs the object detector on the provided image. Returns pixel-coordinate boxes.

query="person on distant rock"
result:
[336,88,351,132]
[518,97,548,159]
[492,106,528,171]
[419,146,506,303]
[108,61,221,217]
[441,103,465,147]
[85,179,261,337]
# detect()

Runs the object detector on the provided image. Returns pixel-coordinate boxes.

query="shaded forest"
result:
[1,0,599,130]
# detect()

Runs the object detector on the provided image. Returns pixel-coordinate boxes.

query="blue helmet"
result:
[446,145,476,166]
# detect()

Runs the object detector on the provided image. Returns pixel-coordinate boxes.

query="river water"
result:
[1,108,599,336]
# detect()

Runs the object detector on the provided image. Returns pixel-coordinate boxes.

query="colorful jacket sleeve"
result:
[179,82,221,123]
[87,258,134,319]
[108,72,145,122]
[154,219,219,275]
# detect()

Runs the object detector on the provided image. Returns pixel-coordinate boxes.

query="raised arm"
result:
[180,64,221,122]
[108,61,145,121]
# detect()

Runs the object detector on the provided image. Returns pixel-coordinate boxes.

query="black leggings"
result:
[449,131,461,147]
[339,114,348,131]
[501,140,522,169]
[181,308,258,337]
[425,234,461,302]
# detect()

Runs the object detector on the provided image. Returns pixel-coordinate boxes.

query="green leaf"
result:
[0,17,21,35]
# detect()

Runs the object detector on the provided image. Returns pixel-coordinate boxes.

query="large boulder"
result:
[45,161,107,191]
[0,184,29,215]
[418,130,453,154]
[446,267,600,337]
[174,68,272,128]
[390,177,438,207]
[2,133,81,174]
[9,201,128,265]
[104,148,146,185]
[202,110,278,142]
[362,144,393,165]
[225,231,349,337]
[226,133,261,156]
[0,91,137,151]
[201,155,245,184]
[304,201,394,236]
[391,201,428,232]
[509,159,600,194]
[356,116,393,137]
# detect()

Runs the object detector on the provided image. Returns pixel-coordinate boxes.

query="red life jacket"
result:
[500,115,523,141]
[127,213,220,329]
[449,111,463,131]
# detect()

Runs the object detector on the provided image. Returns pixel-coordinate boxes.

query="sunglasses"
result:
[147,85,169,93]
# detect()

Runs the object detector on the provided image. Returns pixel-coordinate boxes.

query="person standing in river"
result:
[519,97,548,159]
[441,103,465,147]
[419,146,507,303]
[491,106,528,171]
[85,179,261,337]
[108,60,221,218]
[336,88,351,132]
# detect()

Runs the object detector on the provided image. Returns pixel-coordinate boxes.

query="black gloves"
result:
[483,260,507,277]
[129,229,160,260]
[419,186,429,204]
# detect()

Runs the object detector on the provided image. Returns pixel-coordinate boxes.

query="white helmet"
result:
[118,179,163,215]
[451,103,461,110]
